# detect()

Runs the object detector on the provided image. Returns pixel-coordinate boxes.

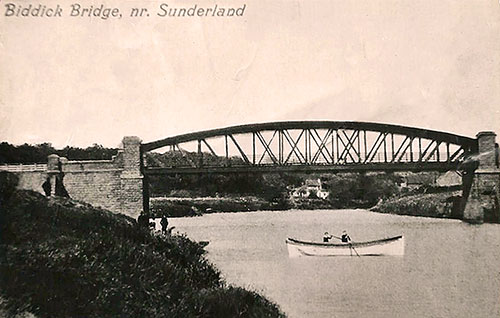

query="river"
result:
[169,209,500,318]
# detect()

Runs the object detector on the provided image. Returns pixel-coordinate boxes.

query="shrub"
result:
[373,191,462,219]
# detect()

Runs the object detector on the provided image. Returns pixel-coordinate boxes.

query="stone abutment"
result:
[463,132,500,223]
[1,136,143,219]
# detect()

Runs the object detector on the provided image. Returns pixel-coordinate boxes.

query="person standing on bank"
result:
[160,215,169,235]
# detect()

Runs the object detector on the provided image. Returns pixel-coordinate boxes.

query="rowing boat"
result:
[286,235,404,257]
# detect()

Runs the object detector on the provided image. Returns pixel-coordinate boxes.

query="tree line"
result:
[0,142,118,164]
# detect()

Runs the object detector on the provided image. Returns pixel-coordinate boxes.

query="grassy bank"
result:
[371,191,463,219]
[150,196,285,217]
[151,192,457,218]
[150,190,396,217]
[150,196,342,217]
[0,173,285,318]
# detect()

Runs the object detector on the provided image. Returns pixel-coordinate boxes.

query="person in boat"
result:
[323,232,333,242]
[341,230,351,243]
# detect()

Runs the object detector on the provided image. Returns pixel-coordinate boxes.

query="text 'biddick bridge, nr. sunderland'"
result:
[3,3,247,19]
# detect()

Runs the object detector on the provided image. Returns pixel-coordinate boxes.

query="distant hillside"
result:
[0,172,285,318]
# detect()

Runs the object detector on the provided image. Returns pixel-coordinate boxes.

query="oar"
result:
[349,243,361,257]
[333,235,361,257]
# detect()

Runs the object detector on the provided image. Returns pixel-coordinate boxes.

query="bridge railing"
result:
[0,163,48,172]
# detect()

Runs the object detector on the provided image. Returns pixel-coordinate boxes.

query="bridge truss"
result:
[141,121,477,175]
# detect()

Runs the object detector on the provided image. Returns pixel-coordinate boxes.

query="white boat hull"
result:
[286,235,405,257]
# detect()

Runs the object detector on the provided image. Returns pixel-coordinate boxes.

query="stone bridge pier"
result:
[463,132,500,223]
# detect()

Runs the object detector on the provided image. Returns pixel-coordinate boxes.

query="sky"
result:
[1,0,499,148]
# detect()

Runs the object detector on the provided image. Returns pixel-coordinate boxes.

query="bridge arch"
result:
[141,121,477,174]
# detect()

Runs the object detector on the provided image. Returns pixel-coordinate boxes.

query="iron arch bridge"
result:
[140,121,478,175]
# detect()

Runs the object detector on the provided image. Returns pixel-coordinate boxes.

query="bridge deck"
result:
[143,162,460,175]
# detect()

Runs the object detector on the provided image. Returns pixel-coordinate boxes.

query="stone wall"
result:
[0,164,48,194]
[0,137,143,219]
[59,156,125,215]
[17,171,47,194]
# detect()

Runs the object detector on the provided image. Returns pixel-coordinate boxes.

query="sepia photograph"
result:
[1,0,500,317]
